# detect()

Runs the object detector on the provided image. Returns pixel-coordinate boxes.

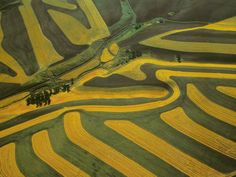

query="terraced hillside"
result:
[0,0,236,176]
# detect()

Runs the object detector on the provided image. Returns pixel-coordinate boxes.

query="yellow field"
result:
[187,84,236,126]
[0,14,28,84]
[0,82,167,124]
[0,109,67,138]
[49,0,110,45]
[101,43,120,62]
[205,16,236,31]
[42,0,77,10]
[140,16,236,54]
[101,48,115,62]
[161,107,236,159]
[216,86,236,99]
[64,112,156,177]
[19,0,62,69]
[0,143,24,177]
[76,0,110,39]
[110,59,147,81]
[48,10,94,45]
[0,92,29,123]
[109,43,119,56]
[105,120,224,177]
[32,130,89,177]
[2,66,236,135]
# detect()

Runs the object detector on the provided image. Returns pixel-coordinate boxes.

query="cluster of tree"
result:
[175,54,182,63]
[26,79,74,107]
[120,49,142,64]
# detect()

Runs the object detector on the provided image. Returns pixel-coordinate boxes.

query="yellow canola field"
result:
[205,16,236,31]
[76,0,110,39]
[2,69,236,138]
[49,0,110,45]
[109,43,119,56]
[0,84,167,124]
[141,16,236,55]
[0,143,24,177]
[64,112,156,177]
[161,107,236,159]
[105,120,224,177]
[101,48,115,62]
[32,130,89,177]
[101,43,119,62]
[187,84,236,127]
[19,0,62,69]
[42,0,77,10]
[216,86,236,99]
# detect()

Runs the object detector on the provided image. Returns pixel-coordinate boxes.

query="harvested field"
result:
[0,143,24,177]
[161,107,236,159]
[187,84,236,126]
[64,112,156,177]
[32,130,89,177]
[216,86,236,99]
[105,120,224,177]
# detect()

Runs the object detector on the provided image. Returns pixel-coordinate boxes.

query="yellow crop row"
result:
[64,112,156,177]
[2,69,236,137]
[42,0,77,10]
[0,143,24,177]
[32,130,89,177]
[141,16,236,55]
[187,84,236,126]
[216,86,236,99]
[19,0,63,69]
[0,13,28,84]
[48,0,110,45]
[105,120,224,177]
[161,107,236,159]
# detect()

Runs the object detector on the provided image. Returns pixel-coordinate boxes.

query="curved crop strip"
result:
[205,16,236,32]
[0,109,66,138]
[19,0,63,69]
[111,60,147,81]
[105,120,224,177]
[31,0,88,57]
[195,82,236,111]
[138,57,236,69]
[1,6,39,76]
[100,48,115,62]
[48,10,95,45]
[16,136,61,177]
[182,98,236,142]
[64,112,156,177]
[48,118,123,177]
[217,86,236,99]
[0,92,28,123]
[187,84,236,127]
[141,17,236,55]
[0,84,167,124]
[32,130,89,177]
[2,69,236,138]
[0,143,24,177]
[76,0,110,40]
[161,107,236,160]
[0,14,28,83]
[43,0,77,10]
